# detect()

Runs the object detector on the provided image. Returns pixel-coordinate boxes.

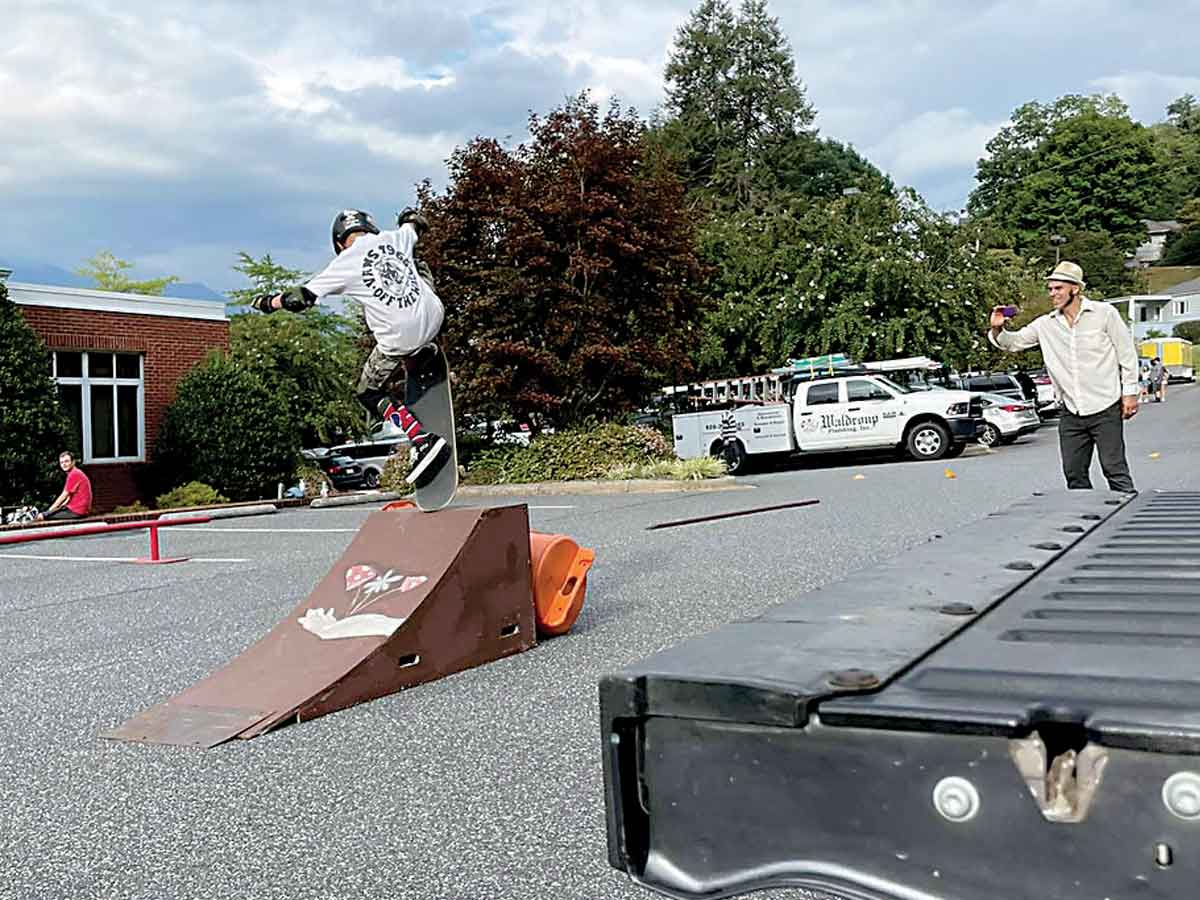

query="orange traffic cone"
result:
[529,531,595,637]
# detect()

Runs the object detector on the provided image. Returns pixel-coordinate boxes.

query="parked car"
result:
[331,422,409,489]
[975,392,1040,448]
[1026,369,1060,416]
[952,372,1026,401]
[301,448,367,490]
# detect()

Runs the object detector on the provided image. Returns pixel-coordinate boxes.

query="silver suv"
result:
[331,422,409,489]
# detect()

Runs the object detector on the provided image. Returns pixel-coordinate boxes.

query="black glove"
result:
[397,207,429,237]
[250,293,278,314]
[279,286,317,312]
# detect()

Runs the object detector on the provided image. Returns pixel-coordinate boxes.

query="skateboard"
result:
[392,344,458,512]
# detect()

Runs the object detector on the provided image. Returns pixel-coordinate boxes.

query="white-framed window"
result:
[1177,300,1189,317]
[52,351,145,463]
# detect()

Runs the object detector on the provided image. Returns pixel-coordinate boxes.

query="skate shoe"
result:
[406,433,449,486]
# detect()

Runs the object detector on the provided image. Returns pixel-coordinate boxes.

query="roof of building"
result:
[1143,219,1183,234]
[7,281,227,322]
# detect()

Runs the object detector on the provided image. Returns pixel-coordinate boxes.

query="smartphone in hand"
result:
[1000,306,1019,318]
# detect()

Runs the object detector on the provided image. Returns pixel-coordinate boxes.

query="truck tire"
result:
[943,442,966,459]
[905,420,951,461]
[721,439,749,475]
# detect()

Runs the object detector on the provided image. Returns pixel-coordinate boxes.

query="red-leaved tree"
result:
[418,93,706,430]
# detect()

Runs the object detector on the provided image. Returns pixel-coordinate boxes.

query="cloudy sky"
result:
[4,0,1200,293]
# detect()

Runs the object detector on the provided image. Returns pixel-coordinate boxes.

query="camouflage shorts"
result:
[357,345,409,395]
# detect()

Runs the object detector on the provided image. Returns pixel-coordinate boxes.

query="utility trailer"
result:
[601,490,1200,900]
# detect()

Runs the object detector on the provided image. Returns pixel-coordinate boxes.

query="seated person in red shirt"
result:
[39,451,93,520]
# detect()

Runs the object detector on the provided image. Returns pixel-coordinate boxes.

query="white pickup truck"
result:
[673,372,983,472]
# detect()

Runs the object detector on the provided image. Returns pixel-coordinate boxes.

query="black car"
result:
[953,373,1027,401]
[302,449,366,491]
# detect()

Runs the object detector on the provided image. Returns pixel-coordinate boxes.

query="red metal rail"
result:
[0,515,212,564]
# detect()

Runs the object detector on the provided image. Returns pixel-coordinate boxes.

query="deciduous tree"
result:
[76,251,180,295]
[417,93,706,428]
[226,252,308,307]
[968,95,1163,252]
[696,191,1021,375]
[1031,230,1136,299]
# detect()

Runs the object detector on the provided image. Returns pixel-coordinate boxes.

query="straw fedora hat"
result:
[1046,261,1085,286]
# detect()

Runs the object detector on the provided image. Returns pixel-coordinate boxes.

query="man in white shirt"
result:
[252,209,447,487]
[987,261,1138,493]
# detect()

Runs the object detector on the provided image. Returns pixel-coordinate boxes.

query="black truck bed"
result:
[601,490,1200,900]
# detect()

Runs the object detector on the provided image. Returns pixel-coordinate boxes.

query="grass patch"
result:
[606,457,727,481]
[1143,266,1200,293]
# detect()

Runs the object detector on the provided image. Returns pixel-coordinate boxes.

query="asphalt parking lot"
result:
[2,385,1197,900]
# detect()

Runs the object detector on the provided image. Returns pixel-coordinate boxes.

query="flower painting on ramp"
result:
[298,562,428,640]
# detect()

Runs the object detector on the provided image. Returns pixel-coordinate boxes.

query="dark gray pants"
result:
[1057,401,1135,492]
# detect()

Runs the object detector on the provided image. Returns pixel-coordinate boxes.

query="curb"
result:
[310,491,405,509]
[305,477,746,508]
[457,477,746,497]
[159,504,278,521]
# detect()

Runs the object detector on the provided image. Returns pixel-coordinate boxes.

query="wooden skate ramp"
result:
[103,505,537,748]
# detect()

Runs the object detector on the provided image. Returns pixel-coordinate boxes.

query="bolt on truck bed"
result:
[600,490,1200,900]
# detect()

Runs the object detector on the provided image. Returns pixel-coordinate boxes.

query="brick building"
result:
[6,275,229,512]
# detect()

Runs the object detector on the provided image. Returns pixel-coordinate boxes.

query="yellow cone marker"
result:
[1150,452,1161,459]
[853,474,866,480]
[944,468,957,479]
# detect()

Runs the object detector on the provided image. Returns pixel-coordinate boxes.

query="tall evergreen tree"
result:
[0,282,72,507]
[660,0,815,206]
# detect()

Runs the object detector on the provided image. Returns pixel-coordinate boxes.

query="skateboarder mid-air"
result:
[251,209,449,488]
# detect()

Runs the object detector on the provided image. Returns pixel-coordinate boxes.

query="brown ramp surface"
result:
[103,504,536,748]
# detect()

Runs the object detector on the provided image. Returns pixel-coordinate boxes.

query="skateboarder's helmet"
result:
[331,209,380,254]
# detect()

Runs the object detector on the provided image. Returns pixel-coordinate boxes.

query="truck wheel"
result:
[721,440,749,475]
[906,421,950,461]
[978,422,1001,448]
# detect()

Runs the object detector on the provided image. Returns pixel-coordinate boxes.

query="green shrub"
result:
[228,309,364,447]
[110,501,151,515]
[0,282,72,506]
[466,424,673,484]
[154,354,299,501]
[155,481,229,509]
[454,428,492,470]
[1173,320,1200,343]
[379,454,414,495]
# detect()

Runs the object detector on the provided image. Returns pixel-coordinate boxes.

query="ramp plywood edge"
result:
[103,504,537,748]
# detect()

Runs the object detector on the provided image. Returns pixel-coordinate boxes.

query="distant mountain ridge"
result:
[4,261,225,302]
